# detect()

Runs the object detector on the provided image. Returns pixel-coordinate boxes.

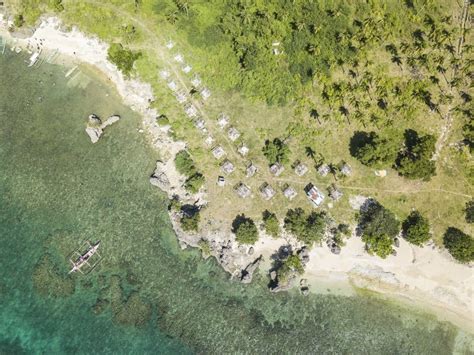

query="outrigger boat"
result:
[69,241,101,274]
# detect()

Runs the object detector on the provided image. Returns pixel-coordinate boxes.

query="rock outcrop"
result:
[240,255,262,283]
[149,161,171,191]
[85,114,121,143]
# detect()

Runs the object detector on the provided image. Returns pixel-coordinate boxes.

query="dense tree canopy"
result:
[277,254,304,283]
[174,150,205,193]
[465,200,474,224]
[284,208,326,247]
[262,210,280,238]
[107,43,141,76]
[358,200,399,258]
[350,131,400,168]
[443,227,474,263]
[402,210,431,246]
[233,215,259,245]
[180,211,200,232]
[395,129,436,180]
[262,138,290,165]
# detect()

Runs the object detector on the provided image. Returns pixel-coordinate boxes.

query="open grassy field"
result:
[8,0,472,245]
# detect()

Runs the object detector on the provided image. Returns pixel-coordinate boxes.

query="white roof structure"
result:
[182,65,192,74]
[175,90,187,103]
[221,160,235,174]
[160,70,170,79]
[217,113,229,129]
[305,184,325,207]
[174,54,184,63]
[194,118,205,130]
[283,186,297,200]
[340,162,352,176]
[191,75,202,87]
[238,144,249,156]
[270,163,284,176]
[234,183,251,198]
[260,183,276,200]
[205,135,214,147]
[166,40,174,49]
[294,162,308,176]
[228,127,240,141]
[246,163,257,177]
[167,80,178,91]
[328,184,343,201]
[318,164,330,177]
[184,104,198,118]
[212,146,225,159]
[201,87,211,100]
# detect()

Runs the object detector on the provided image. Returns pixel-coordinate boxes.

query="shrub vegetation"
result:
[443,227,474,263]
[284,208,326,247]
[107,43,141,76]
[232,215,259,245]
[262,210,280,238]
[402,210,431,246]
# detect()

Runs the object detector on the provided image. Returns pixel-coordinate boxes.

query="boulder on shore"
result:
[240,255,262,283]
[88,114,102,126]
[149,161,171,191]
[100,115,120,129]
[85,114,120,143]
[85,126,103,143]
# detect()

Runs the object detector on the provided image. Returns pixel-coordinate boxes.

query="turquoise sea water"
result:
[0,49,470,354]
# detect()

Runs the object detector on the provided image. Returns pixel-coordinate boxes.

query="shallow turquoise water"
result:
[0,49,469,354]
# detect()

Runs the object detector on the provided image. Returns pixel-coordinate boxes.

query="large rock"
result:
[240,255,262,284]
[88,114,102,126]
[149,161,170,191]
[100,115,120,129]
[85,126,103,143]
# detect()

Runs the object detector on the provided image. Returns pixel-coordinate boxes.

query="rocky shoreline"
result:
[1,14,472,332]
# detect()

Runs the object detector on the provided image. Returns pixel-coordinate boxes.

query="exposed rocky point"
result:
[240,255,262,284]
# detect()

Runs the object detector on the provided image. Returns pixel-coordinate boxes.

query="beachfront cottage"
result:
[191,75,202,87]
[167,80,178,91]
[175,90,187,104]
[294,161,308,176]
[221,160,235,174]
[260,183,276,200]
[174,54,184,63]
[234,182,251,198]
[238,144,249,157]
[228,127,240,141]
[340,162,352,176]
[166,40,174,49]
[328,184,343,201]
[201,87,211,100]
[270,162,284,176]
[217,113,229,129]
[205,135,214,147]
[283,186,297,200]
[217,176,225,187]
[160,70,170,79]
[182,65,192,74]
[317,163,330,177]
[246,163,257,177]
[305,183,325,207]
[212,146,225,159]
[184,104,198,118]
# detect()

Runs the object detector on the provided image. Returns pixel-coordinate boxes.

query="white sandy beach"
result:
[1,15,472,332]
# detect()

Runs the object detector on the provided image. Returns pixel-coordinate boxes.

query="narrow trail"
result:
[63,0,472,201]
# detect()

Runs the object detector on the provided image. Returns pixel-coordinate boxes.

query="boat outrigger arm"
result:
[69,241,101,274]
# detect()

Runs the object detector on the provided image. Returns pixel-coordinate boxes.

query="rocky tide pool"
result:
[0,48,471,354]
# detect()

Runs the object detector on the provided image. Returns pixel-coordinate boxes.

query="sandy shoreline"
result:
[1,15,472,333]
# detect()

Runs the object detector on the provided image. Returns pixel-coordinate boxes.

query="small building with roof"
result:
[166,40,174,49]
[194,118,205,131]
[270,162,284,176]
[294,161,308,176]
[184,104,198,118]
[317,163,330,177]
[234,182,251,198]
[191,75,202,87]
[305,183,325,207]
[201,87,211,100]
[182,65,192,74]
[228,127,240,141]
[246,163,257,177]
[221,160,235,174]
[260,183,276,200]
[238,144,249,157]
[328,184,343,201]
[167,80,178,91]
[205,135,214,147]
[217,113,229,129]
[175,90,187,103]
[174,54,184,63]
[212,146,225,159]
[160,70,170,79]
[340,161,352,176]
[283,186,298,200]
